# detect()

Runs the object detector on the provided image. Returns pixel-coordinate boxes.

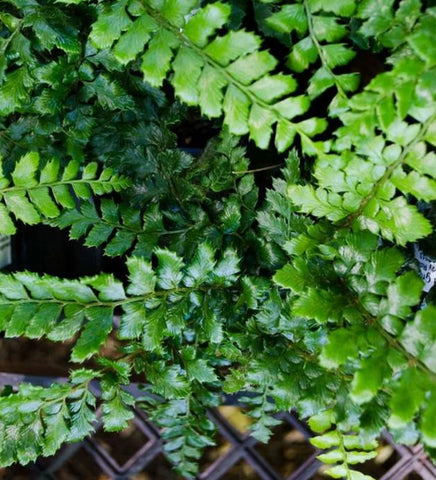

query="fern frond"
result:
[310,416,377,480]
[0,369,98,467]
[49,196,245,260]
[0,363,137,466]
[3,1,436,476]
[273,214,436,453]
[0,270,122,362]
[0,245,239,361]
[49,133,260,260]
[268,144,436,450]
[0,245,240,474]
[88,0,329,153]
[98,358,136,431]
[0,152,131,235]
[241,391,281,443]
[357,0,422,52]
[266,0,359,104]
[288,58,436,244]
[141,392,216,477]
[257,150,313,264]
[0,3,82,115]
[49,199,167,258]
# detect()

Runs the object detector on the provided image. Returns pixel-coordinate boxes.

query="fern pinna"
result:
[1,0,436,478]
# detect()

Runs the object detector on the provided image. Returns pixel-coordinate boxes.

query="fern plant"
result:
[1,0,436,478]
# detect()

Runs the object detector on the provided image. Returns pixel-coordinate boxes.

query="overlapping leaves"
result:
[357,0,424,52]
[51,132,259,260]
[287,69,436,245]
[2,1,436,479]
[0,1,81,115]
[0,364,138,467]
[0,245,240,473]
[273,207,436,455]
[140,390,217,477]
[50,200,167,258]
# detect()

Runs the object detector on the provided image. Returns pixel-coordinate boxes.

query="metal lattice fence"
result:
[1,372,435,480]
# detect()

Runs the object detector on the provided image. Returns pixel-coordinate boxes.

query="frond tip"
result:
[309,412,377,480]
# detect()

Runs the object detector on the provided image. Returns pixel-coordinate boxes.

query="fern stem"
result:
[0,178,119,194]
[303,0,347,99]
[232,163,284,174]
[0,283,230,309]
[337,430,353,480]
[39,380,93,411]
[377,322,436,382]
[0,131,28,151]
[71,214,192,236]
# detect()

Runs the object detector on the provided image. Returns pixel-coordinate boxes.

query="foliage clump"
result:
[1,0,436,478]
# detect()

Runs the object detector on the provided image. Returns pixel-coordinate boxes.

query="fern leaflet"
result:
[0,152,130,235]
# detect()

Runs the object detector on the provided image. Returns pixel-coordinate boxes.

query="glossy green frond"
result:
[140,391,217,477]
[50,132,259,260]
[357,0,423,52]
[0,245,239,361]
[0,152,130,235]
[0,244,240,475]
[288,61,436,244]
[87,0,330,153]
[0,364,138,466]
[0,370,98,467]
[272,196,436,453]
[310,418,377,480]
[0,2,81,116]
[99,359,136,431]
[2,1,436,478]
[50,200,166,258]
[266,0,359,104]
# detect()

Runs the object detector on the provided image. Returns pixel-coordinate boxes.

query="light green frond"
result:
[267,0,359,101]
[0,372,98,466]
[0,152,131,235]
[86,0,331,153]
